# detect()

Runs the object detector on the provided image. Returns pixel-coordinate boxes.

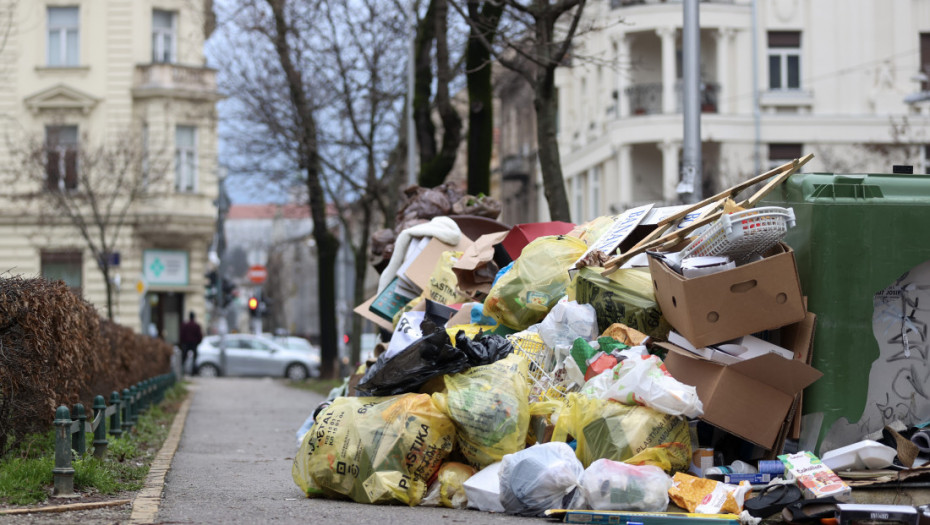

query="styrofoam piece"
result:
[463,461,505,513]
[822,440,897,471]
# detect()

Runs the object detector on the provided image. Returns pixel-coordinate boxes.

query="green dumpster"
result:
[762,172,930,453]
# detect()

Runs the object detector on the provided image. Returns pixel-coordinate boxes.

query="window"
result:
[46,125,78,191]
[768,143,803,169]
[152,10,176,63]
[41,250,82,292]
[572,173,584,223]
[768,31,801,90]
[175,125,197,192]
[47,6,79,66]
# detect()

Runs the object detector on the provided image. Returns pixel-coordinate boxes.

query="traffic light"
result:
[248,296,259,317]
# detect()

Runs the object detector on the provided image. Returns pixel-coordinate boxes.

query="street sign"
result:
[247,265,267,284]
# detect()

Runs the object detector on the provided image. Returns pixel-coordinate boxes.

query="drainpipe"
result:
[680,0,702,203]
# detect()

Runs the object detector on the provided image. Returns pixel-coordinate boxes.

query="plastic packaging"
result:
[419,462,477,508]
[291,394,455,505]
[499,442,585,517]
[463,462,505,512]
[537,301,599,349]
[575,459,672,512]
[821,439,897,471]
[580,355,704,418]
[483,235,588,330]
[432,354,530,468]
[551,393,692,472]
[668,472,751,514]
[704,460,758,477]
[453,330,513,367]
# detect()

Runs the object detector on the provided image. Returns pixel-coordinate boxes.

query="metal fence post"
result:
[130,385,139,423]
[71,403,86,457]
[109,391,122,438]
[121,388,133,433]
[93,395,108,459]
[52,406,76,497]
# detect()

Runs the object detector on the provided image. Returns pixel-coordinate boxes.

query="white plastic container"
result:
[821,440,897,471]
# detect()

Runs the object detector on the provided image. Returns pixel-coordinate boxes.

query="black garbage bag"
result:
[455,330,513,367]
[356,319,468,396]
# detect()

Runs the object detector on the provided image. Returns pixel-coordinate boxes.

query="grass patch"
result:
[0,381,187,506]
[286,378,346,397]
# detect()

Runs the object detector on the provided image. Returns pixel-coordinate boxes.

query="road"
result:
[158,377,545,524]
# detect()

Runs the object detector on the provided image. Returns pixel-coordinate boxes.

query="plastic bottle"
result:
[704,460,758,480]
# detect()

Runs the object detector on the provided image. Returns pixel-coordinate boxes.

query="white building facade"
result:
[0,0,220,343]
[556,0,930,222]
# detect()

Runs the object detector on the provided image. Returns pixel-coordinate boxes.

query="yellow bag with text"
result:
[432,354,530,468]
[552,393,691,472]
[292,394,455,505]
[427,251,471,305]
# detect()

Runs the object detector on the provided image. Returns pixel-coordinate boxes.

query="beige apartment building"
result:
[551,0,930,223]
[0,0,220,343]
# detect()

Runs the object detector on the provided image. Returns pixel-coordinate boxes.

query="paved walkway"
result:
[155,377,545,524]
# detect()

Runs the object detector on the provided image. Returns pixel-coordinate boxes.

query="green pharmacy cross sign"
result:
[142,250,189,286]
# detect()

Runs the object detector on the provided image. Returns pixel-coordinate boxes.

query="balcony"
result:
[624,81,720,116]
[610,0,736,7]
[132,63,221,101]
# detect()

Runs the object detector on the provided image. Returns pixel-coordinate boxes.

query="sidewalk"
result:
[154,377,550,525]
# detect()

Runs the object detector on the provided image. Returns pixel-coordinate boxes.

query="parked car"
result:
[195,334,320,380]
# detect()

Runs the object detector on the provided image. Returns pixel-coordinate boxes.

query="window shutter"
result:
[47,150,61,191]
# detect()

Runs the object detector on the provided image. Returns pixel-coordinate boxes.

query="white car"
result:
[195,334,320,380]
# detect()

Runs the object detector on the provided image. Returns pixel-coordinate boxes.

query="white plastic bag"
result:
[499,442,584,517]
[575,459,671,511]
[581,354,703,418]
[537,301,599,349]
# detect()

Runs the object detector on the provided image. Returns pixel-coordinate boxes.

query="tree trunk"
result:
[413,0,438,172]
[465,1,503,196]
[534,50,571,220]
[267,0,340,378]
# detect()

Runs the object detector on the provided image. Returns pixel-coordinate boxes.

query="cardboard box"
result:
[778,451,852,501]
[452,231,509,296]
[658,312,822,450]
[649,242,806,348]
[501,221,575,260]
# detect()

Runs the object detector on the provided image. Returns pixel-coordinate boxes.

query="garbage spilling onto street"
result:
[293,155,930,524]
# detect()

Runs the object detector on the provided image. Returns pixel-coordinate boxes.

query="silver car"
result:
[195,334,320,380]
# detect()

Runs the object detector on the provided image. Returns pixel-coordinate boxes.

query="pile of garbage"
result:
[293,156,930,524]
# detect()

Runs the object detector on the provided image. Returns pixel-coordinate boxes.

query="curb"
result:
[128,386,194,524]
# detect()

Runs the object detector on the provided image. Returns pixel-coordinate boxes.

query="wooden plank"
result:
[603,208,725,271]
[740,153,813,208]
[0,499,132,515]
[656,156,808,227]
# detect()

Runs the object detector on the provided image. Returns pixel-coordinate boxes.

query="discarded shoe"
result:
[782,495,842,525]
[744,483,803,518]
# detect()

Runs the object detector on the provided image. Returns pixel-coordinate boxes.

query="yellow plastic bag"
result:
[420,461,477,508]
[432,354,530,468]
[568,267,671,339]
[668,472,751,514]
[292,394,455,505]
[427,251,471,305]
[483,235,588,330]
[551,393,691,472]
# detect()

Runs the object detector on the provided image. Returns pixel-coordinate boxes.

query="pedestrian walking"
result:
[179,312,203,376]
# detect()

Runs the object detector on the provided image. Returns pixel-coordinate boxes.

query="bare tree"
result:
[3,127,172,320]
[315,0,408,366]
[465,0,504,196]
[414,0,464,188]
[453,0,588,221]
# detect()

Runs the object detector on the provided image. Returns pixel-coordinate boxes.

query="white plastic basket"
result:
[678,207,796,263]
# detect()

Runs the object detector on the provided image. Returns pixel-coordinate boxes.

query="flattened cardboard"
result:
[501,221,575,260]
[649,242,805,348]
[659,311,822,450]
[353,295,394,332]
[452,231,508,296]
[404,235,473,293]
[445,303,474,327]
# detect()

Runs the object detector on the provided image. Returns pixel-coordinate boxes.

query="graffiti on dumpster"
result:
[824,259,930,450]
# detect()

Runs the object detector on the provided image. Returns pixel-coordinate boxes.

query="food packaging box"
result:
[463,461,505,513]
[778,451,852,501]
[648,242,805,348]
[821,440,897,471]
[658,312,822,450]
